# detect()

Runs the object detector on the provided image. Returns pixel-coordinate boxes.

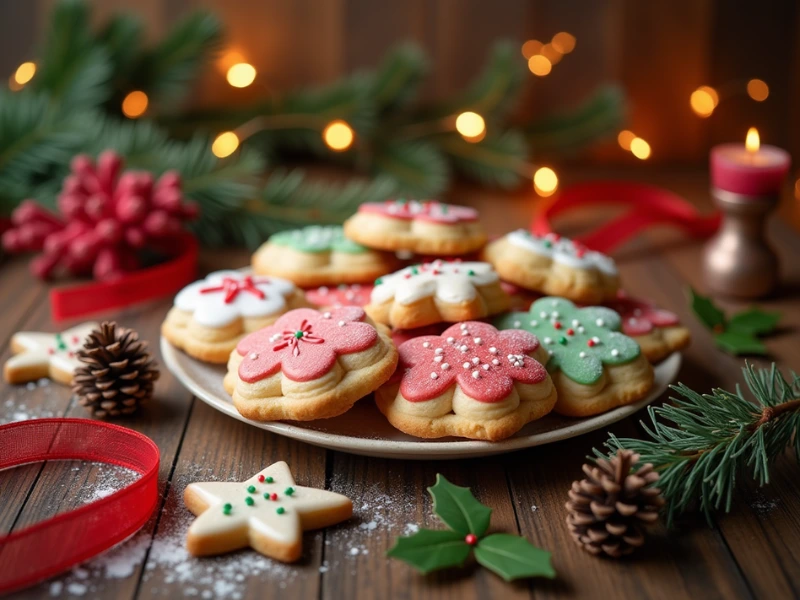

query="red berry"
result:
[465,534,478,545]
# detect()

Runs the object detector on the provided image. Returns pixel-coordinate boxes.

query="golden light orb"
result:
[528,55,552,76]
[533,167,559,197]
[455,112,486,140]
[630,137,651,160]
[226,63,257,88]
[747,79,769,102]
[323,120,355,151]
[121,90,149,119]
[212,131,240,158]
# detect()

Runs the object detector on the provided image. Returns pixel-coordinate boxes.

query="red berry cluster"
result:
[2,151,198,281]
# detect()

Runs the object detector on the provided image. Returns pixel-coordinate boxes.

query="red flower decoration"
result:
[397,321,547,403]
[604,292,679,336]
[236,307,378,384]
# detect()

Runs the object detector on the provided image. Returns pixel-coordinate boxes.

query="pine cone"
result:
[72,322,160,418]
[565,449,665,558]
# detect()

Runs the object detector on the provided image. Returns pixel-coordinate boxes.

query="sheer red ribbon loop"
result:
[50,234,198,322]
[531,181,721,254]
[0,418,160,594]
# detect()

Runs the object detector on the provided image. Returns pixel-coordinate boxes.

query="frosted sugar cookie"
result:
[375,322,557,441]
[162,270,307,364]
[4,322,97,385]
[305,283,373,308]
[365,260,509,329]
[252,225,398,287]
[184,461,352,562]
[482,230,619,304]
[604,292,690,362]
[343,199,487,255]
[493,297,653,417]
[224,307,397,421]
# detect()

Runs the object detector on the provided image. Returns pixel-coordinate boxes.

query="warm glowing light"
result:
[617,130,636,151]
[8,76,23,91]
[121,91,149,118]
[226,63,257,88]
[212,131,240,158]
[745,127,760,153]
[690,86,719,117]
[630,137,651,160]
[521,40,543,59]
[528,55,552,76]
[455,112,486,140]
[533,167,559,197]
[323,120,354,151]
[540,44,563,65]
[14,61,36,85]
[551,32,576,54]
[747,79,769,102]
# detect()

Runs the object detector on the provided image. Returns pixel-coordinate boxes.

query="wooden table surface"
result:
[1,168,799,600]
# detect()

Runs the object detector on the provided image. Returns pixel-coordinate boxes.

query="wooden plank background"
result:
[1,0,798,166]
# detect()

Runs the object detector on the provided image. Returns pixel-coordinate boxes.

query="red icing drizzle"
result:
[358,200,478,224]
[397,321,547,403]
[604,291,679,336]
[305,284,373,308]
[236,307,378,383]
[200,275,267,304]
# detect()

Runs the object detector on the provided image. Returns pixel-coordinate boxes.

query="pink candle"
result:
[710,128,790,196]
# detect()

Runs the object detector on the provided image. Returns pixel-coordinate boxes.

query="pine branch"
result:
[370,43,428,113]
[371,140,449,196]
[598,363,800,527]
[437,130,528,188]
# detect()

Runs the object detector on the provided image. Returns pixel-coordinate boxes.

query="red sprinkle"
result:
[48,348,55,355]
[553,322,562,330]
[567,328,575,336]
[68,351,74,357]
[71,336,79,343]
[465,534,478,545]
[258,474,265,483]
[403,273,411,279]
[270,493,278,501]
[432,269,440,275]
[587,339,596,347]
[575,248,586,258]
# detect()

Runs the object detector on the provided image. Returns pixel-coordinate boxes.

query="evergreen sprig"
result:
[598,363,800,527]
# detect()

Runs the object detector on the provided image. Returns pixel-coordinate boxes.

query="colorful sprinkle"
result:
[276,507,285,515]
[266,476,274,483]
[245,496,255,506]
[247,485,257,493]
[258,474,265,482]
[285,487,294,496]
[223,503,232,515]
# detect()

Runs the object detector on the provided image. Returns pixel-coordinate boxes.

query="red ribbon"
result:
[0,419,160,594]
[531,181,721,254]
[50,234,198,322]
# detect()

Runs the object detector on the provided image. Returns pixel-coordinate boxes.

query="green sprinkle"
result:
[467,269,475,276]
[245,496,255,506]
[543,240,553,248]
[247,485,256,493]
[263,493,270,499]
[294,330,304,339]
[558,336,568,345]
[276,507,285,515]
[55,333,68,351]
[223,503,232,515]
[411,267,419,275]
[284,487,294,496]
[375,277,383,285]
[265,476,274,483]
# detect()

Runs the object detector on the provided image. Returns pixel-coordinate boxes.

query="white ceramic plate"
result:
[161,337,681,459]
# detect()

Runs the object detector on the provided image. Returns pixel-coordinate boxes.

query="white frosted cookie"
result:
[224,307,398,421]
[343,199,487,255]
[482,230,620,304]
[251,225,399,287]
[493,297,654,417]
[375,322,557,441]
[365,259,509,329]
[4,322,98,385]
[184,461,352,562]
[161,270,308,364]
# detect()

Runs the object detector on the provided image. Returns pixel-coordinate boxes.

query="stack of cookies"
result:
[162,199,690,442]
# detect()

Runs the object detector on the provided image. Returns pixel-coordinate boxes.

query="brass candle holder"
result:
[702,188,779,299]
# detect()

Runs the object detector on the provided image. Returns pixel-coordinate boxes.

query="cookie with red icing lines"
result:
[375,321,557,441]
[224,307,398,422]
[161,270,309,364]
[603,291,690,362]
[482,230,619,304]
[365,260,510,329]
[343,199,487,255]
[305,283,373,309]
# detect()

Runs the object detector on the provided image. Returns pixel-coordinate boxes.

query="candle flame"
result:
[745,127,760,153]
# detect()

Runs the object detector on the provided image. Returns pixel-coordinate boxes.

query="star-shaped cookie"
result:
[184,462,352,562]
[3,322,98,385]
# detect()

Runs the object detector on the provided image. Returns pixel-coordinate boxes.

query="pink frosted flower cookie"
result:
[162,270,308,364]
[365,259,510,329]
[604,292,690,362]
[375,322,557,441]
[343,199,487,255]
[224,307,398,421]
[482,230,619,304]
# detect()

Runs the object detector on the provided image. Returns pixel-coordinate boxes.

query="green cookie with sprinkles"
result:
[493,297,654,417]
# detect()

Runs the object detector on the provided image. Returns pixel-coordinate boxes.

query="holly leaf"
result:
[727,309,780,336]
[428,474,492,537]
[714,331,768,355]
[474,534,556,581]
[386,528,471,574]
[688,287,726,330]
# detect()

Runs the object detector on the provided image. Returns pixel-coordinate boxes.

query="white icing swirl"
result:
[506,230,617,275]
[371,260,499,306]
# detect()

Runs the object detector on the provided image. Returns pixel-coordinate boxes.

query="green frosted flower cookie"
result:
[493,297,641,385]
[269,225,367,254]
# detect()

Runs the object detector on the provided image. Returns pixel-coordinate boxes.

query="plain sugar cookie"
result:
[343,199,487,255]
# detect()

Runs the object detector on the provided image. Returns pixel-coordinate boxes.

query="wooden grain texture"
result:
[1,169,800,600]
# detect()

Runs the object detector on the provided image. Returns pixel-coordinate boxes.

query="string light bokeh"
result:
[226,63,257,88]
[212,131,240,158]
[521,32,575,77]
[322,120,355,151]
[121,91,149,118]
